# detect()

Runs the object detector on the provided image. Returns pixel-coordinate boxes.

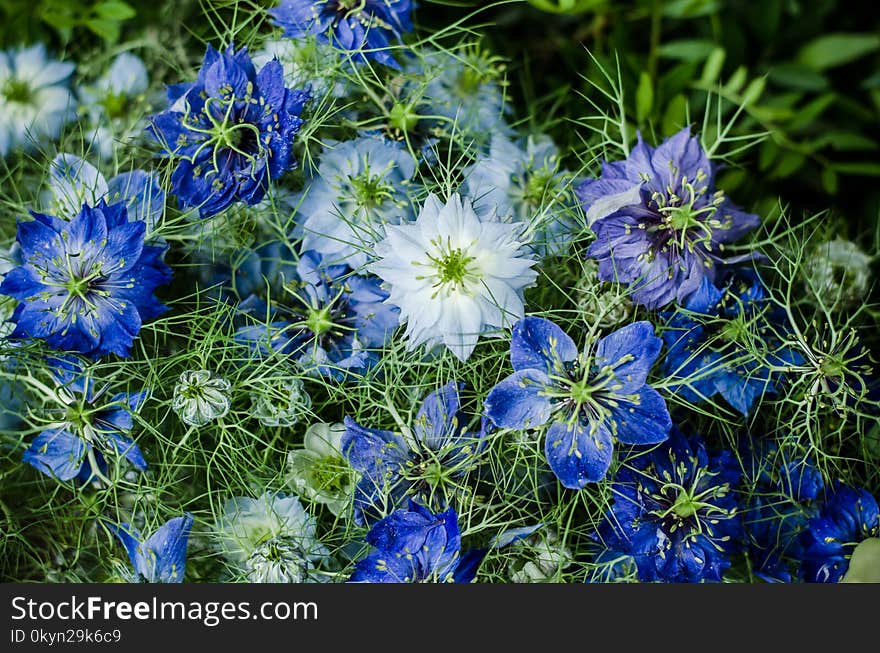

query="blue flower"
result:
[148,44,309,218]
[296,134,419,268]
[661,271,800,416]
[349,502,479,583]
[801,483,879,583]
[0,200,171,358]
[578,128,759,309]
[593,427,744,583]
[741,441,825,582]
[342,381,486,525]
[269,0,414,70]
[484,317,671,488]
[233,246,399,378]
[22,356,148,482]
[111,514,194,583]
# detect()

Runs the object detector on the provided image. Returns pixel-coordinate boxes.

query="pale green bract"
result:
[171,370,232,427]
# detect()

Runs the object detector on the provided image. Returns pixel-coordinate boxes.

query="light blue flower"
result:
[297,134,419,269]
[0,44,76,156]
[79,52,151,160]
[464,133,578,256]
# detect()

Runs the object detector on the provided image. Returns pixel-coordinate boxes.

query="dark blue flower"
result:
[801,483,879,583]
[593,427,744,583]
[22,356,148,482]
[269,1,414,70]
[741,441,825,582]
[577,128,759,309]
[111,514,194,583]
[232,245,398,378]
[148,44,309,218]
[342,381,486,525]
[661,271,801,416]
[0,200,171,358]
[484,316,671,488]
[349,502,478,583]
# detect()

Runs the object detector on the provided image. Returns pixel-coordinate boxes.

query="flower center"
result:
[350,172,394,209]
[672,491,700,518]
[101,92,131,120]
[304,305,334,336]
[520,169,556,207]
[310,455,349,493]
[434,247,476,288]
[2,78,32,104]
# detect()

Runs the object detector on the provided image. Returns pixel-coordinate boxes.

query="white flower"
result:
[508,528,573,583]
[0,44,76,155]
[287,422,354,517]
[172,370,232,427]
[371,192,538,361]
[805,238,872,306]
[214,492,328,582]
[251,377,312,427]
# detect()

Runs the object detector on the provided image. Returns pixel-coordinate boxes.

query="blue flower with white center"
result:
[404,46,511,147]
[342,381,487,525]
[78,52,151,161]
[463,133,578,257]
[233,245,399,378]
[0,200,172,358]
[148,44,310,218]
[0,44,76,156]
[484,316,672,488]
[269,0,414,70]
[296,134,419,268]
[800,483,879,583]
[577,128,760,309]
[661,271,801,416]
[593,427,744,583]
[46,153,165,229]
[349,502,481,583]
[111,514,193,583]
[22,356,148,483]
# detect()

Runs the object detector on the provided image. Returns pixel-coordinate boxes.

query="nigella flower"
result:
[0,200,171,358]
[661,272,800,416]
[78,52,151,161]
[111,514,193,583]
[22,356,147,482]
[172,370,232,427]
[214,492,328,583]
[804,238,872,308]
[234,246,399,378]
[45,153,165,229]
[593,428,744,583]
[463,133,578,257]
[800,483,879,583]
[349,502,480,583]
[287,422,355,517]
[484,317,672,488]
[148,44,310,218]
[0,44,76,156]
[296,134,419,268]
[370,193,538,362]
[342,381,487,525]
[404,46,511,147]
[578,128,760,309]
[269,0,414,70]
[250,376,311,427]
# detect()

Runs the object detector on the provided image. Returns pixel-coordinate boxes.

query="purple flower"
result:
[578,128,759,309]
[484,317,671,488]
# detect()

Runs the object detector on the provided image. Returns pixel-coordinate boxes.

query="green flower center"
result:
[672,491,700,518]
[435,248,475,287]
[719,314,751,346]
[101,92,130,120]
[310,456,349,494]
[305,306,334,336]
[521,169,556,206]
[350,172,394,209]
[2,78,32,104]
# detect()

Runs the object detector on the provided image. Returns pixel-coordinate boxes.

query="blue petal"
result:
[413,381,463,449]
[140,514,193,583]
[595,321,663,394]
[484,369,555,430]
[544,419,614,488]
[23,428,88,481]
[510,316,577,373]
[609,386,672,445]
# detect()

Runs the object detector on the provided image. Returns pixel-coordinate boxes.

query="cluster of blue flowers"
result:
[0,0,877,585]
